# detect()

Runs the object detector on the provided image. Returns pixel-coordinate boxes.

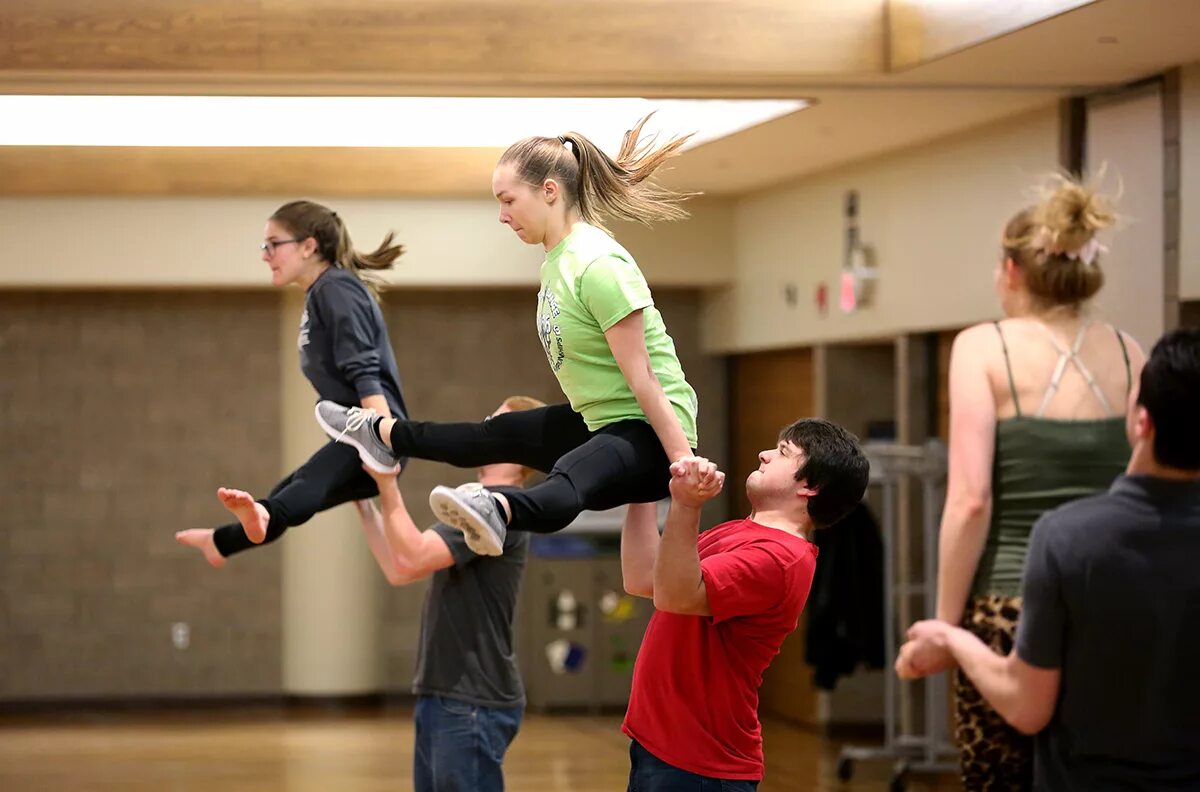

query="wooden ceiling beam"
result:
[0,146,502,197]
[0,0,886,92]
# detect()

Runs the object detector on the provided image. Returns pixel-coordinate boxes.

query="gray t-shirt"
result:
[1017,475,1200,791]
[412,522,529,708]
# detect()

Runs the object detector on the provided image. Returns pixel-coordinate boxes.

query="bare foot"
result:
[175,529,226,569]
[217,487,270,544]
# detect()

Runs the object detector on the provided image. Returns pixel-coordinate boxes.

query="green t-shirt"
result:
[536,223,698,447]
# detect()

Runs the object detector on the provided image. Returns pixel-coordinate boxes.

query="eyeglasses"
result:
[261,238,303,256]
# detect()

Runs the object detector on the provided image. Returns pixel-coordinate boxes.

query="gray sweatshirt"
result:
[298,267,407,418]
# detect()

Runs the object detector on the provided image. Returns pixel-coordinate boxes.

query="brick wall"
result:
[0,287,727,698]
[0,291,283,698]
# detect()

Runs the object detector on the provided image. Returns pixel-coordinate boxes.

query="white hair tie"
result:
[1030,227,1107,266]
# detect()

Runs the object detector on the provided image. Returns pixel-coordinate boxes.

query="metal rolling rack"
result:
[836,440,957,791]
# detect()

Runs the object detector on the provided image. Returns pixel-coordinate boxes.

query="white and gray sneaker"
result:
[314,401,400,475]
[429,483,507,557]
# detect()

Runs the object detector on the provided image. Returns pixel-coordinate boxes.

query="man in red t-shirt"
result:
[620,418,869,790]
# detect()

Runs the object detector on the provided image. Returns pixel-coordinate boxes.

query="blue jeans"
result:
[627,740,760,792]
[413,695,523,792]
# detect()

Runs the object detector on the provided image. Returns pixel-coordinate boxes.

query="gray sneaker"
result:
[429,483,507,556]
[314,401,400,475]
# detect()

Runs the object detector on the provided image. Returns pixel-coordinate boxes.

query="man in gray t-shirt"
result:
[411,515,528,710]
[898,328,1200,791]
[355,395,543,792]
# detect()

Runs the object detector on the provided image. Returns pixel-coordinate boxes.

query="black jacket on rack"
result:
[804,502,886,690]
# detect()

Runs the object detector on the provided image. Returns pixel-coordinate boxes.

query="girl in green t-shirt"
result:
[316,115,700,556]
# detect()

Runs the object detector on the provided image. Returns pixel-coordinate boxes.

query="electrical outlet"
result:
[171,622,190,650]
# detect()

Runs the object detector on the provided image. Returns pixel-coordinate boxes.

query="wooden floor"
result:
[0,706,959,791]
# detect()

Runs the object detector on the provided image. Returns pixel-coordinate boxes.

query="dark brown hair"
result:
[779,418,869,529]
[270,200,403,298]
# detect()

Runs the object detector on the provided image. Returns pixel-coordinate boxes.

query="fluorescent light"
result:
[0,96,806,149]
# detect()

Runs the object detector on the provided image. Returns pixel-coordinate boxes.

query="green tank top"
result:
[971,322,1132,597]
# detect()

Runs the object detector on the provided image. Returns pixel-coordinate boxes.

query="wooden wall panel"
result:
[730,346,817,725]
[1182,301,1200,329]
[730,348,815,518]
[937,329,956,440]
[0,147,502,197]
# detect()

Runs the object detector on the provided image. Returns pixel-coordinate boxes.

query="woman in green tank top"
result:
[930,176,1145,790]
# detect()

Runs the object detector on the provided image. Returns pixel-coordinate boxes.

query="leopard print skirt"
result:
[953,595,1033,791]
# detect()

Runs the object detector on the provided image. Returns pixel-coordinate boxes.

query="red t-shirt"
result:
[621,518,818,780]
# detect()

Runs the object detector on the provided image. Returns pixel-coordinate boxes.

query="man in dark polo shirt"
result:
[355,395,544,792]
[897,328,1200,791]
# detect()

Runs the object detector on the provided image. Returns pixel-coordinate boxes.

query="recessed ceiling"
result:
[667,90,1058,195]
[1,0,1197,197]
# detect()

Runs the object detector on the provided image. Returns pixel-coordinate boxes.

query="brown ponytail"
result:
[270,200,404,299]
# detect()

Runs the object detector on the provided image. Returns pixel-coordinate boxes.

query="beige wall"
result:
[1086,87,1165,348]
[278,290,387,697]
[704,106,1061,353]
[0,197,734,289]
[1182,62,1200,301]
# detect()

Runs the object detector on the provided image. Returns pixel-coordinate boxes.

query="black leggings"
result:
[213,441,387,558]
[388,404,674,534]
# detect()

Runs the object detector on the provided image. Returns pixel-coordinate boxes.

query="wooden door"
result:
[730,347,817,726]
